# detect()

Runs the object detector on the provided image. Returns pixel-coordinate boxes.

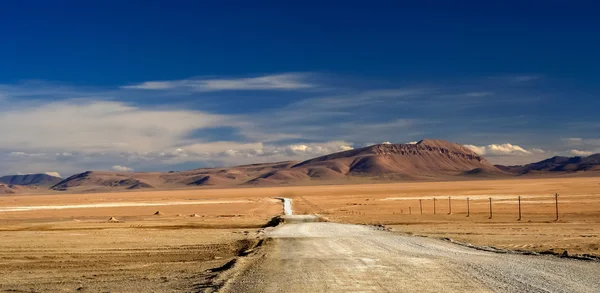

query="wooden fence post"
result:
[466,197,470,217]
[433,197,436,214]
[419,199,423,215]
[517,196,521,221]
[448,196,452,215]
[555,193,559,221]
[489,197,493,219]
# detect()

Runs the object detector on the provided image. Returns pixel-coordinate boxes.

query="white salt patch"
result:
[0,200,251,213]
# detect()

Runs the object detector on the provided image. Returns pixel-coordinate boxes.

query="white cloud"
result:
[102,141,354,167]
[407,141,418,144]
[512,75,543,82]
[122,73,315,92]
[564,138,600,147]
[570,150,594,157]
[9,151,46,157]
[1,74,581,175]
[463,145,487,155]
[530,148,546,154]
[2,171,61,177]
[123,81,173,90]
[487,143,532,155]
[213,141,354,159]
[277,142,354,155]
[464,92,493,97]
[0,100,228,154]
[566,137,583,145]
[111,165,134,172]
[44,172,62,178]
[464,143,533,156]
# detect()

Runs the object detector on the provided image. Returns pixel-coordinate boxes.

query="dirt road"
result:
[221,218,600,292]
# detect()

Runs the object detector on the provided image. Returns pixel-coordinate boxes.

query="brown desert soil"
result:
[1,176,599,292]
[0,226,259,292]
[0,190,281,292]
[287,177,600,257]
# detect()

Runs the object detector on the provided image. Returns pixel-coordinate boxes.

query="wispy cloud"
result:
[565,137,584,146]
[564,138,600,146]
[121,73,316,92]
[570,149,594,156]
[0,72,595,175]
[512,75,543,82]
[0,100,230,153]
[464,143,537,156]
[464,91,494,97]
[111,165,134,172]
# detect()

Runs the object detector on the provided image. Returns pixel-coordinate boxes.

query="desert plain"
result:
[1,176,599,292]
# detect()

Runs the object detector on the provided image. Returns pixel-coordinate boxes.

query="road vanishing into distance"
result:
[220,199,600,293]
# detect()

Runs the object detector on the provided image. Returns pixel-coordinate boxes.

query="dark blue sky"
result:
[1,1,599,176]
[2,1,599,84]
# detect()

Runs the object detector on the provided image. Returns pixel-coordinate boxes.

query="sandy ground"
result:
[222,221,600,293]
[1,177,599,291]
[0,225,257,292]
[0,189,281,223]
[0,190,282,292]
[284,177,600,257]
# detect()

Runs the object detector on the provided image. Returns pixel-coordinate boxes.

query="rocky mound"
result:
[0,184,18,194]
[0,183,37,194]
[52,171,155,191]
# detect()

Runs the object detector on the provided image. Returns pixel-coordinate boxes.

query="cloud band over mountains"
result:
[0,73,598,176]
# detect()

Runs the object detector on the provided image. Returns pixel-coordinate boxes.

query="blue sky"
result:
[1,1,599,176]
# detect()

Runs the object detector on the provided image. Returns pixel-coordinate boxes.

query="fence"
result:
[402,193,561,221]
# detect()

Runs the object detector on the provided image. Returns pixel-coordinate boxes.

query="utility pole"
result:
[433,197,436,214]
[489,197,493,219]
[517,196,522,221]
[555,193,559,221]
[448,196,452,215]
[466,197,470,217]
[419,199,423,215]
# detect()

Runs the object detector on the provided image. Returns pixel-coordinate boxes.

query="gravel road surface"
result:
[275,197,293,216]
[221,219,600,293]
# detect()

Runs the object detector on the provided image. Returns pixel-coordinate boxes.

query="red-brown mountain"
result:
[248,139,501,184]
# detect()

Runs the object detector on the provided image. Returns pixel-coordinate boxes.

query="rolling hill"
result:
[0,183,38,194]
[0,173,63,187]
[51,161,299,192]
[495,153,600,174]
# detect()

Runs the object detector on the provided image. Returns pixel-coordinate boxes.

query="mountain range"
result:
[495,154,600,174]
[48,139,501,192]
[2,139,599,194]
[0,173,62,187]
